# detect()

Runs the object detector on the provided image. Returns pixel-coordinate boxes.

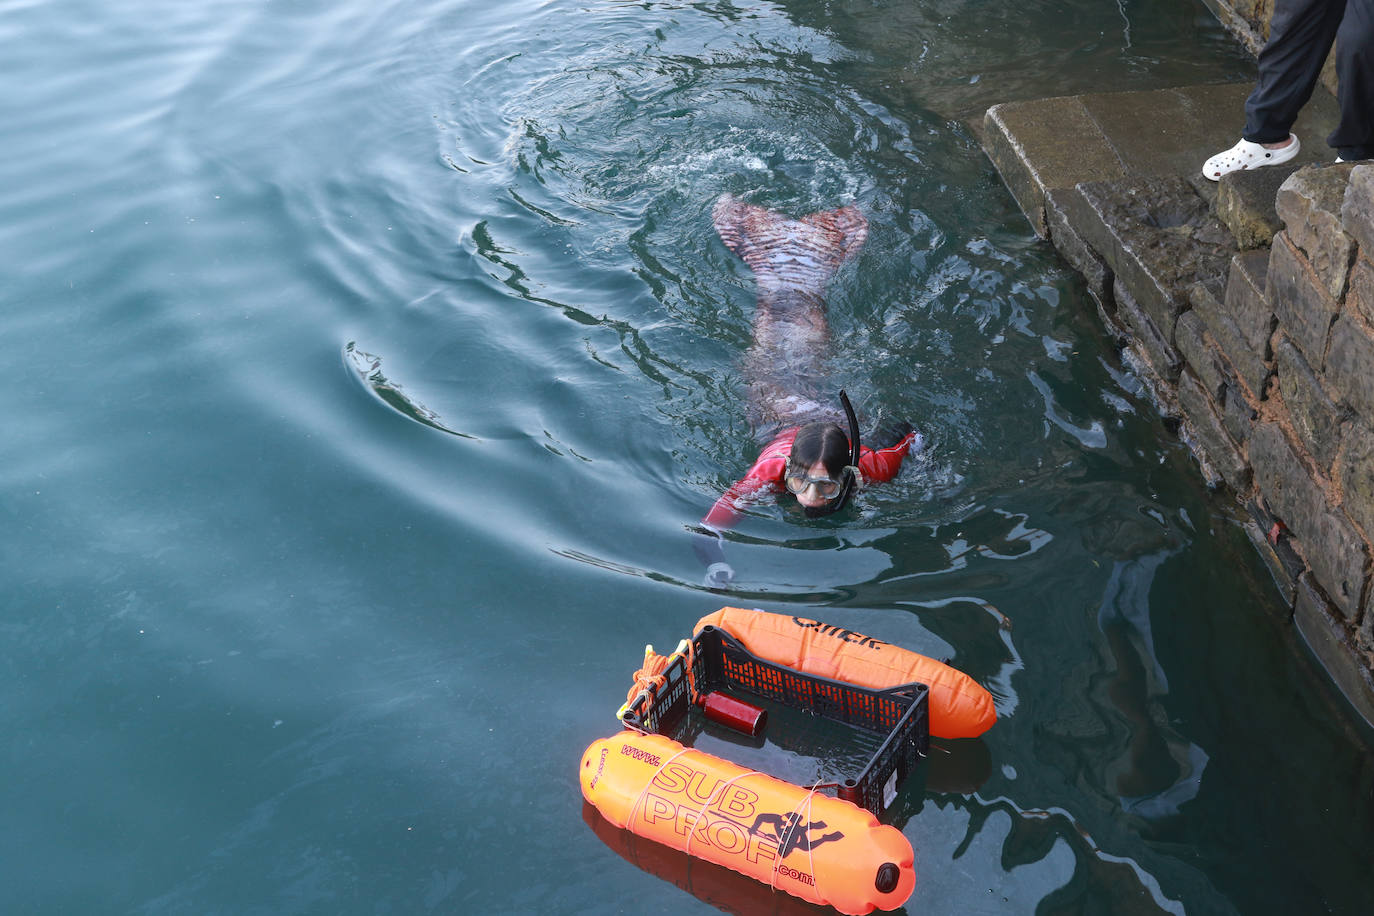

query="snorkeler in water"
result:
[695,195,921,588]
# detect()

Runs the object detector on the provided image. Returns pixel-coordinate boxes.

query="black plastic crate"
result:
[619,625,930,816]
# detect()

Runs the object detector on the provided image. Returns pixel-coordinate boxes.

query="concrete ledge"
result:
[983,83,1342,239]
[984,98,1125,237]
[1045,187,1113,305]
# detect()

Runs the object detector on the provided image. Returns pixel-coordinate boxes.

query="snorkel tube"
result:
[833,388,861,512]
[801,389,861,518]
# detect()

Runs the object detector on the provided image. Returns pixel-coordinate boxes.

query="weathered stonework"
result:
[1363,591,1374,653]
[1267,231,1340,365]
[980,88,1374,728]
[1175,310,1227,401]
[1178,371,1250,490]
[1190,280,1271,398]
[1350,255,1374,326]
[1357,598,1368,656]
[1075,177,1236,342]
[1225,248,1276,353]
[1249,422,1368,619]
[1339,420,1374,548]
[1197,0,1269,53]
[1273,336,1345,472]
[1276,165,1360,301]
[1222,383,1257,445]
[1201,0,1337,95]
[1217,165,1297,249]
[1341,165,1374,255]
[1325,316,1374,417]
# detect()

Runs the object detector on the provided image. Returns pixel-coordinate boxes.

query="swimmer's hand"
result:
[704,562,735,589]
[871,419,914,450]
[693,529,733,588]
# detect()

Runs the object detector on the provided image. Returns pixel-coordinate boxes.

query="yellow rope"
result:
[616,638,694,726]
[625,644,672,705]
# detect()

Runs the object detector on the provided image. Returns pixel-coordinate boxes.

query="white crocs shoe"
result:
[1202,134,1300,181]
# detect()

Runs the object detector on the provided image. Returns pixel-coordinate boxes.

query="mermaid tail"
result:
[712,194,867,300]
[712,194,868,433]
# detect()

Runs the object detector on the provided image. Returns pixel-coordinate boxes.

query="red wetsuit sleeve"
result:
[858,429,917,484]
[702,429,797,530]
[702,474,776,529]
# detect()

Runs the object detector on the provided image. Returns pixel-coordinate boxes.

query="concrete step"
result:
[982,82,1341,240]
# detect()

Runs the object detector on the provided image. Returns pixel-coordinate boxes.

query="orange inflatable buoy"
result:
[580,731,915,915]
[696,607,996,739]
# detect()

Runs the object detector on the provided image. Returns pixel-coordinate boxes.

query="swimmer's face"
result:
[787,459,841,509]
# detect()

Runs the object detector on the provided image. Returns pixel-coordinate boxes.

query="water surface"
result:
[4,0,1372,913]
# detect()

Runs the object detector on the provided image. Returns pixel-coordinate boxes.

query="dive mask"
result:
[798,389,861,518]
[784,469,845,499]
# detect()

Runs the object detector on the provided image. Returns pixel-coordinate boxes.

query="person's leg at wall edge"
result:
[1330,0,1374,161]
[1204,0,1346,179]
[1244,0,1347,145]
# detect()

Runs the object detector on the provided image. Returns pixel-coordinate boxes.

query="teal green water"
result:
[4,0,1372,912]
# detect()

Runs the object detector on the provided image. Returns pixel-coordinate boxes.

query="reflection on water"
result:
[1097,548,1210,818]
[4,0,1373,914]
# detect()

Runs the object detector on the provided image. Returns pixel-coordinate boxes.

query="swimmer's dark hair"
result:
[789,422,851,478]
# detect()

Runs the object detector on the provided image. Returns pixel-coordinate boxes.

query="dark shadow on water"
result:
[343,342,476,438]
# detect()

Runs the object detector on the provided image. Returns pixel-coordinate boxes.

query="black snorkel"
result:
[801,389,862,518]
[834,388,862,511]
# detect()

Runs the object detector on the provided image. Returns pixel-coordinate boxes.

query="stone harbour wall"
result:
[1048,161,1374,728]
[978,1,1374,729]
[1211,167,1374,715]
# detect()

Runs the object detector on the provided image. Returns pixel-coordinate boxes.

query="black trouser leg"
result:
[1329,0,1374,159]
[1243,0,1349,143]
